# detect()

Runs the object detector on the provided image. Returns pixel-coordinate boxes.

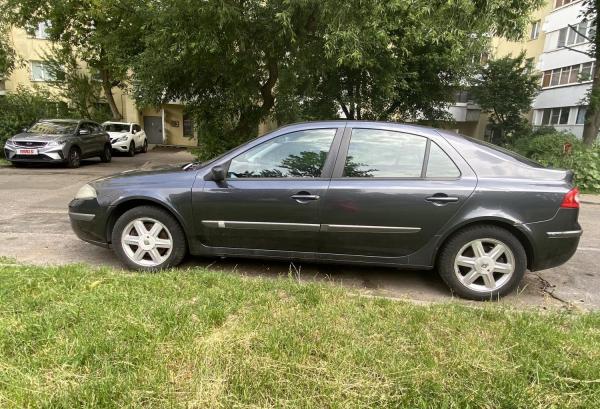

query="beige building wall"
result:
[4,27,54,93]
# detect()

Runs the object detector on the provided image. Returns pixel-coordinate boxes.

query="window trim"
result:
[332,127,462,181]
[222,127,344,181]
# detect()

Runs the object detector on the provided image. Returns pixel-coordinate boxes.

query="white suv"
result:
[102,122,148,156]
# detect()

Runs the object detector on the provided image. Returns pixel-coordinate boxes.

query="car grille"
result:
[14,141,48,148]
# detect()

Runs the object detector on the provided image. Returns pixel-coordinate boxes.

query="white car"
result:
[102,122,148,156]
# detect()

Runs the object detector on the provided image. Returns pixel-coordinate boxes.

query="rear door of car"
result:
[318,124,477,262]
[192,124,345,254]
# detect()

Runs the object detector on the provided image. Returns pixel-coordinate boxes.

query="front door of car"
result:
[318,127,477,260]
[192,127,343,253]
[77,123,96,156]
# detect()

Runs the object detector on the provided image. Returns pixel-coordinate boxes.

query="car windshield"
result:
[28,121,78,135]
[103,123,130,133]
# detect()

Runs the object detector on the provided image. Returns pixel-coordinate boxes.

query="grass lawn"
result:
[0,158,10,166]
[1,263,599,408]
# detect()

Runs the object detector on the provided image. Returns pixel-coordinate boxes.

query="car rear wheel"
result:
[112,206,187,271]
[100,144,112,163]
[437,225,526,300]
[128,142,135,157]
[66,147,81,168]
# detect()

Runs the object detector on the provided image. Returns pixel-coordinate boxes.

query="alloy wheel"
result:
[453,238,515,292]
[121,217,173,267]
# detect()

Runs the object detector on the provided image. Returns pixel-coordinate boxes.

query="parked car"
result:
[69,121,582,300]
[4,119,112,168]
[102,121,148,156]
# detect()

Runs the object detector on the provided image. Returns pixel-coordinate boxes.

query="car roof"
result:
[102,121,135,125]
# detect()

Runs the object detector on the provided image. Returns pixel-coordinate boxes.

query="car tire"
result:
[128,142,135,157]
[100,144,112,163]
[112,206,187,271]
[437,225,526,300]
[66,147,81,168]
[141,139,148,153]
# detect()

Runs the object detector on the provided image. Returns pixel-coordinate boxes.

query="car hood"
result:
[92,164,192,185]
[11,132,68,141]
[107,131,130,139]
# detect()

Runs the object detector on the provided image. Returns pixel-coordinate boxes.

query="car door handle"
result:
[426,195,459,203]
[291,193,320,203]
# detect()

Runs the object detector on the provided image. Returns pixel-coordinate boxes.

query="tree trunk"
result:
[100,69,122,121]
[582,65,600,147]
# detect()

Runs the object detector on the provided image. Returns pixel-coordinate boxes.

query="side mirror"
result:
[79,129,90,136]
[211,165,226,182]
[22,127,28,133]
[132,129,136,134]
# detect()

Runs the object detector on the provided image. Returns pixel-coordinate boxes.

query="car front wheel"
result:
[112,206,187,271]
[437,225,526,300]
[128,142,135,157]
[66,147,81,168]
[100,144,112,163]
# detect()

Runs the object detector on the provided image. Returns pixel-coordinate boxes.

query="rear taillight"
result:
[561,187,580,209]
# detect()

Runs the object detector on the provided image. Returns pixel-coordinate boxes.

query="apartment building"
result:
[532,0,594,138]
[2,24,198,147]
[448,1,555,139]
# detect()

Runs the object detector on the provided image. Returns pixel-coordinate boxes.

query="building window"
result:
[26,21,50,39]
[540,107,571,125]
[558,21,593,48]
[183,115,194,136]
[555,0,575,8]
[31,61,55,82]
[576,106,587,124]
[530,20,541,40]
[541,62,595,88]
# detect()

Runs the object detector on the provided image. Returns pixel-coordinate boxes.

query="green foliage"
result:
[472,52,540,145]
[513,129,600,192]
[0,86,72,155]
[42,46,112,121]
[0,20,16,77]
[133,0,543,159]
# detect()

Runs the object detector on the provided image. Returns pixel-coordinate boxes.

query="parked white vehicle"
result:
[102,122,148,156]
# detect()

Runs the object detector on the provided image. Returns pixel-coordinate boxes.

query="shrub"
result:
[512,128,600,192]
[0,86,73,155]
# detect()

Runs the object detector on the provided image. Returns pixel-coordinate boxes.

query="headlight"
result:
[116,136,128,142]
[47,139,66,147]
[74,184,97,200]
[5,138,15,147]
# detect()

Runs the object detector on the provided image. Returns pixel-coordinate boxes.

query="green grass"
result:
[0,158,10,166]
[1,264,599,408]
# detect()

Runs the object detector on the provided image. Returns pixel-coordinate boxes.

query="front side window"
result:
[227,129,336,178]
[343,129,427,178]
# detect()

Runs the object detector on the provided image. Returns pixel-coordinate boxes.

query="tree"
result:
[471,53,540,144]
[0,20,16,77]
[581,0,600,147]
[3,0,147,120]
[42,45,111,120]
[134,0,543,158]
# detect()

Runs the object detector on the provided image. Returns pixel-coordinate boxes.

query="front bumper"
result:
[524,208,582,271]
[69,198,110,248]
[111,139,131,152]
[4,143,67,163]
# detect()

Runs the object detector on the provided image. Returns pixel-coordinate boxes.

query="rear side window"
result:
[343,129,427,178]
[426,142,460,178]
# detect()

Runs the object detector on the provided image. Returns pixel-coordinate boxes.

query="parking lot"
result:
[1,148,600,309]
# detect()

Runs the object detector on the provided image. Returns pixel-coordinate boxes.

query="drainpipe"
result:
[161,107,166,144]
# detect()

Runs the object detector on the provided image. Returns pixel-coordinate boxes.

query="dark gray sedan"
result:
[68,121,581,300]
[4,119,112,168]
